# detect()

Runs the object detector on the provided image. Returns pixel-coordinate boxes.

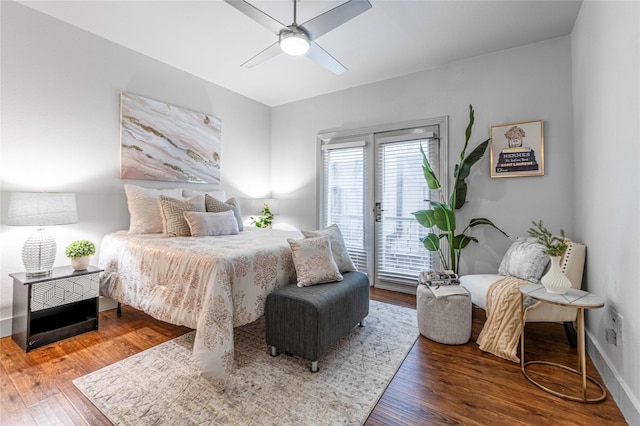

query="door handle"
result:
[375,202,384,222]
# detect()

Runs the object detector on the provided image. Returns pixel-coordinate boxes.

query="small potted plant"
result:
[65,240,96,271]
[251,203,274,229]
[528,220,571,294]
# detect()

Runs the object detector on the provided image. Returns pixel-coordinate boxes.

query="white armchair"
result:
[459,238,586,347]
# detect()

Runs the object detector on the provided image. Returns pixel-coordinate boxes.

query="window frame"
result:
[317,116,449,282]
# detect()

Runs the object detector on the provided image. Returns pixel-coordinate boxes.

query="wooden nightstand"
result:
[10,265,102,352]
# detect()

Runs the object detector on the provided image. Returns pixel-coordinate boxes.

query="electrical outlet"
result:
[616,312,623,342]
[606,328,617,345]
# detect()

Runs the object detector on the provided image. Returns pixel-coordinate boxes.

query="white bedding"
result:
[99,227,301,389]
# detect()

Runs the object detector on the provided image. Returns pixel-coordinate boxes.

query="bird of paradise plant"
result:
[412,105,507,274]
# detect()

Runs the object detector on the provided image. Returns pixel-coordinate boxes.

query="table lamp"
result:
[6,192,78,277]
[251,198,279,216]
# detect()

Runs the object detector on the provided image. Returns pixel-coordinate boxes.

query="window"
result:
[318,117,448,290]
[321,139,369,272]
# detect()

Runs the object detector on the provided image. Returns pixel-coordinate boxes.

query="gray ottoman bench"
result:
[417,284,472,345]
[265,271,370,372]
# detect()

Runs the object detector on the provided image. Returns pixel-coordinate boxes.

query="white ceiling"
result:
[19,0,582,107]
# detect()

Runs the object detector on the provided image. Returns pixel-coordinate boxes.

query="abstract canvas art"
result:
[120,92,221,184]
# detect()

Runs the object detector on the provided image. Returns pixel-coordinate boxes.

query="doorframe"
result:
[373,126,441,293]
[317,116,449,294]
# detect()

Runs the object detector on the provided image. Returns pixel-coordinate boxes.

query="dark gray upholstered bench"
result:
[265,271,370,372]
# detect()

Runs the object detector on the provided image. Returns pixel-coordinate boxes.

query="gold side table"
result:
[519,284,607,403]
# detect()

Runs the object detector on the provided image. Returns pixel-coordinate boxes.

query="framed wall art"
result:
[120,92,221,184]
[490,120,544,178]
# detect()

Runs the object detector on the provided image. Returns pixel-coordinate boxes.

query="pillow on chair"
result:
[498,237,549,283]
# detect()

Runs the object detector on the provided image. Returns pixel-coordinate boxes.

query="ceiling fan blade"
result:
[241,41,282,68]
[300,0,372,40]
[306,41,347,75]
[224,0,288,35]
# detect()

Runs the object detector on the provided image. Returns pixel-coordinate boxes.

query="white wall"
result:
[572,1,640,423]
[0,2,273,334]
[272,36,576,276]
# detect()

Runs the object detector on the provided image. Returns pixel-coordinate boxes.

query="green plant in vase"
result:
[65,239,96,271]
[251,203,274,228]
[412,105,508,274]
[528,220,571,294]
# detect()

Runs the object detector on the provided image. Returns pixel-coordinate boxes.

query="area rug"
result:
[73,300,417,426]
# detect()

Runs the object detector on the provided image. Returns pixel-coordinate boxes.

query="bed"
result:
[98,227,302,389]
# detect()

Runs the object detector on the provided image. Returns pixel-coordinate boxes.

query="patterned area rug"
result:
[73,301,418,425]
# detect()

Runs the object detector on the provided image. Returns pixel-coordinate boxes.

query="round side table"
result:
[519,284,606,403]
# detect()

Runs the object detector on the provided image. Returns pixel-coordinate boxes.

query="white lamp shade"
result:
[7,192,78,226]
[252,198,279,215]
[7,191,78,277]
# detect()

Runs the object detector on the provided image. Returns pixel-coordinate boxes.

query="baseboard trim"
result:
[587,329,639,425]
[99,296,118,311]
[374,282,417,295]
[0,317,11,339]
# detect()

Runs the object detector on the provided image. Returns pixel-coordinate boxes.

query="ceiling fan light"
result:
[279,31,309,56]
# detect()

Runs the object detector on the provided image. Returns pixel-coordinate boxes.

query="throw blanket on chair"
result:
[476,276,531,362]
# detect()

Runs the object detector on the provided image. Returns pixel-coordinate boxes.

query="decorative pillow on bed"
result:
[301,224,356,273]
[183,210,239,237]
[287,236,343,287]
[159,194,206,237]
[498,237,550,283]
[124,184,182,234]
[183,189,226,202]
[204,195,243,231]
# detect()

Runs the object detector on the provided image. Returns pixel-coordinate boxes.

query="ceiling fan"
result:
[224,0,372,75]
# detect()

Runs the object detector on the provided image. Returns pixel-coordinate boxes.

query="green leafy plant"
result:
[528,220,567,257]
[412,105,507,274]
[251,203,274,228]
[65,240,96,258]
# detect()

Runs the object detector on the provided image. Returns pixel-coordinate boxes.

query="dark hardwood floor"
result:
[0,288,628,425]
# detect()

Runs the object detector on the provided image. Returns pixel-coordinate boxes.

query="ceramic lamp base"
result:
[23,227,56,277]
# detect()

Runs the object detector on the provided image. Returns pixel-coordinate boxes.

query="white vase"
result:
[540,255,571,294]
[71,256,90,271]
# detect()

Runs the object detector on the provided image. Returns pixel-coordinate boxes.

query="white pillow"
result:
[124,184,182,234]
[159,195,206,237]
[301,224,356,273]
[498,237,550,283]
[204,195,243,231]
[287,236,343,287]
[183,189,226,201]
[184,210,239,237]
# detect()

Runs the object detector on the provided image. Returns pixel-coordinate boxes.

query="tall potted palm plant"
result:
[412,105,507,274]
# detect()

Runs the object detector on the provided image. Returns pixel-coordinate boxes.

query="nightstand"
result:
[10,265,102,352]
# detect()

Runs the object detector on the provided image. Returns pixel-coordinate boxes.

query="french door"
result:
[318,118,448,291]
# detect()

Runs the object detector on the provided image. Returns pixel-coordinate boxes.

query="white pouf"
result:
[417,284,472,345]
